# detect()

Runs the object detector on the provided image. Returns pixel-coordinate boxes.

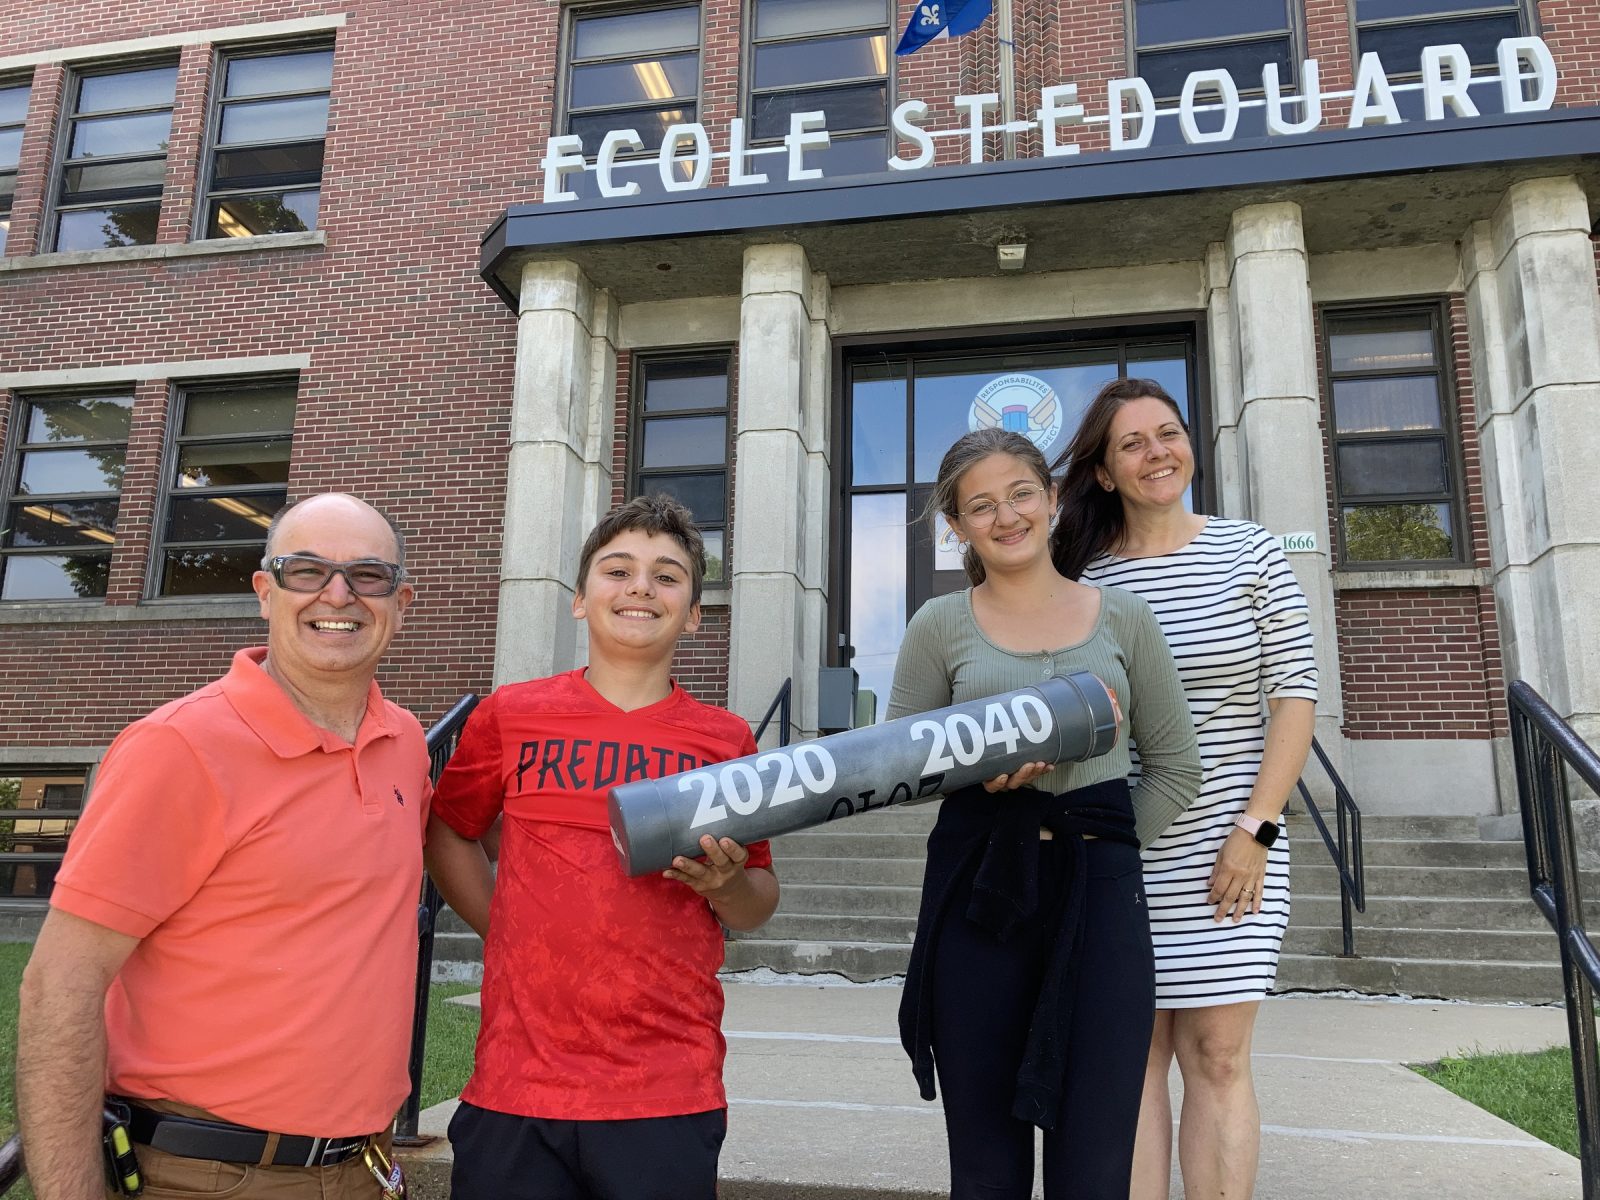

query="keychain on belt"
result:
[363,1140,406,1200]
[101,1103,143,1197]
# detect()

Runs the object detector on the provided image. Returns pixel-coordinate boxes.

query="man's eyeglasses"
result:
[266,554,406,597]
[958,486,1045,528]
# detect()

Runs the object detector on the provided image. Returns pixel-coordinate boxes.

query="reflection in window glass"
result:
[1133,0,1293,109]
[1,81,30,254]
[849,492,907,723]
[1354,2,1525,73]
[851,365,907,487]
[52,65,175,251]
[0,768,88,901]
[1342,502,1453,561]
[634,354,729,581]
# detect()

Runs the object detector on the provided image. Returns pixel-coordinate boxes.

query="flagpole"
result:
[997,0,1016,159]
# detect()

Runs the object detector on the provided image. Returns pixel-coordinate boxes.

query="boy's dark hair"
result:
[575,494,708,604]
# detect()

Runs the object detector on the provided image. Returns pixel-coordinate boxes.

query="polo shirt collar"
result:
[222,647,395,758]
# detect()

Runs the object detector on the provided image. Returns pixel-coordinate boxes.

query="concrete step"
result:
[1283,924,1561,963]
[1290,863,1555,900]
[432,930,482,963]
[1302,814,1482,839]
[1354,838,1526,868]
[771,830,930,858]
[1275,951,1562,1004]
[780,883,923,917]
[773,856,926,886]
[1291,893,1552,931]
[740,913,919,943]
[722,937,910,981]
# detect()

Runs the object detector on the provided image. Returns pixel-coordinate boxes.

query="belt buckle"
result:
[362,1141,405,1199]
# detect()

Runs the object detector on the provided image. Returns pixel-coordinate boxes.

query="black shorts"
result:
[447,1100,726,1200]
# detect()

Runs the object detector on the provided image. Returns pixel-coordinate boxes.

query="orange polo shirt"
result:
[52,647,431,1136]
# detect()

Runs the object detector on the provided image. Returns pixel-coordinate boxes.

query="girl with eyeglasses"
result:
[887,427,1201,1199]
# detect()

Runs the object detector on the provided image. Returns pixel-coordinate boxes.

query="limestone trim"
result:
[0,15,348,70]
[0,355,312,389]
[0,599,259,624]
[0,232,326,273]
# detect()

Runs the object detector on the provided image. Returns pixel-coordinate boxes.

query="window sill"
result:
[700,583,731,608]
[0,598,261,624]
[1332,567,1489,591]
[0,230,325,272]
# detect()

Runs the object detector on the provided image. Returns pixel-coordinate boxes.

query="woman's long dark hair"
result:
[1049,378,1188,581]
[923,428,1053,587]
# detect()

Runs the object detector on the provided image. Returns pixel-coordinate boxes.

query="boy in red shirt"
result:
[426,494,780,1200]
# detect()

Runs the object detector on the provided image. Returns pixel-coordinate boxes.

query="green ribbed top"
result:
[886,586,1201,848]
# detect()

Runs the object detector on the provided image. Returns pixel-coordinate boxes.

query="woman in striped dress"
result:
[1050,378,1318,1200]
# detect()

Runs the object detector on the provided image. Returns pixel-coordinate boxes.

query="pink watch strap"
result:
[1234,814,1264,836]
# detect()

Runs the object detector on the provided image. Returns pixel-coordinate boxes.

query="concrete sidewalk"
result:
[404,977,1581,1198]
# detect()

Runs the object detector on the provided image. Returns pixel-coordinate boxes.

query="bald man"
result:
[18,494,429,1200]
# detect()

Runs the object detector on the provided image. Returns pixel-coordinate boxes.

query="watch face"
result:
[1255,821,1280,847]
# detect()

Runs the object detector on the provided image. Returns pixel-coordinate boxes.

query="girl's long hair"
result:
[1050,378,1188,580]
[922,428,1052,587]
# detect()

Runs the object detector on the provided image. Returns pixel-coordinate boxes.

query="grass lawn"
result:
[1416,1045,1580,1157]
[0,939,479,1195]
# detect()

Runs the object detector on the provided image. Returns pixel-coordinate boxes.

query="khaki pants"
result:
[109,1100,391,1200]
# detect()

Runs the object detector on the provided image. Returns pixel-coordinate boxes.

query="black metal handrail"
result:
[753,677,793,748]
[0,1133,19,1194]
[1508,679,1600,1199]
[1293,736,1367,957]
[395,693,481,1145]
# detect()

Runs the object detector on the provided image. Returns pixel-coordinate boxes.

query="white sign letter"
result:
[1422,44,1478,119]
[596,129,644,198]
[1348,52,1402,127]
[890,100,936,171]
[1264,60,1322,135]
[786,111,830,181]
[1108,77,1155,150]
[1179,69,1240,143]
[1498,36,1557,112]
[1036,83,1083,157]
[953,92,999,164]
[727,118,768,187]
[658,123,713,191]
[540,134,586,204]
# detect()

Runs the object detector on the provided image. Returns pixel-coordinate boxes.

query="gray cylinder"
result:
[608,671,1118,876]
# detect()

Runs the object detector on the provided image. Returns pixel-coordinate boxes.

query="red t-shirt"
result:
[431,670,772,1120]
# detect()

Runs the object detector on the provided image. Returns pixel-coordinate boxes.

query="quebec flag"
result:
[895,0,994,56]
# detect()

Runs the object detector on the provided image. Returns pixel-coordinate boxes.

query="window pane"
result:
[165,491,283,542]
[568,106,696,157]
[1136,0,1289,47]
[1357,0,1515,19]
[751,82,886,140]
[638,472,725,523]
[208,190,318,237]
[1342,502,1453,561]
[226,49,335,98]
[643,361,727,412]
[701,528,724,583]
[1148,96,1270,144]
[6,499,118,548]
[849,491,907,724]
[1329,319,1435,372]
[0,128,20,171]
[574,7,700,58]
[160,545,262,596]
[0,771,85,812]
[182,387,297,436]
[570,54,698,109]
[1331,377,1442,434]
[220,95,329,145]
[25,396,133,444]
[77,66,177,114]
[0,85,28,125]
[801,132,888,179]
[1138,36,1291,98]
[18,447,125,494]
[1394,75,1509,119]
[0,552,110,599]
[756,0,886,39]
[69,111,172,158]
[754,34,887,89]
[1,816,79,854]
[1359,13,1522,73]
[212,141,325,186]
[561,156,679,201]
[0,172,14,200]
[62,156,168,196]
[54,203,160,250]
[852,365,907,487]
[1337,439,1448,498]
[643,415,727,468]
[175,439,292,488]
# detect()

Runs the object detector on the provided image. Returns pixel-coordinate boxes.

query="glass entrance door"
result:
[843,337,1196,720]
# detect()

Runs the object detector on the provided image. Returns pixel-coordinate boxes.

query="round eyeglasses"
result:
[958,486,1045,528]
[266,554,406,597]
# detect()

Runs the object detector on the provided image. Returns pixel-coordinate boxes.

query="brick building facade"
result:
[3,0,1599,902]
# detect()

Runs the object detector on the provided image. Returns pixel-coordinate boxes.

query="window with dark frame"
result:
[561,5,702,202]
[1324,306,1463,566]
[0,79,30,255]
[632,355,730,585]
[203,45,333,238]
[1351,1,1530,118]
[748,0,890,179]
[0,766,89,903]
[0,393,131,601]
[156,379,295,596]
[51,61,177,252]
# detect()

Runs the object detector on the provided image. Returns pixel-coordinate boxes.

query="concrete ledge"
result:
[0,599,260,624]
[1344,738,1501,815]
[1333,567,1490,590]
[0,231,325,273]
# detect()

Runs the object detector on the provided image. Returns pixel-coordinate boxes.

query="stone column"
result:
[496,259,615,686]
[729,243,825,743]
[1203,241,1246,518]
[1224,202,1345,748]
[1463,176,1600,746]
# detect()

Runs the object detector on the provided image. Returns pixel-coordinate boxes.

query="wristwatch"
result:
[1234,814,1280,847]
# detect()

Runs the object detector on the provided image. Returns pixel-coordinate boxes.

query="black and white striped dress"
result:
[1082,519,1318,1008]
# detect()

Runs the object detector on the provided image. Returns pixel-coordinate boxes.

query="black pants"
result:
[931,838,1154,1200]
[447,1101,726,1200]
